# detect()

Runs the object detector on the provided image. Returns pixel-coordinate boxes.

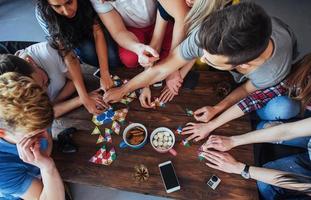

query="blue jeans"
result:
[256,96,300,121]
[256,119,311,199]
[74,28,121,68]
[257,153,311,200]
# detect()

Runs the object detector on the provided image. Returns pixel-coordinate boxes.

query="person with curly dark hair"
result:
[35,0,115,115]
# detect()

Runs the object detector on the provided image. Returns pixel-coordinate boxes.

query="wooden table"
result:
[52,68,258,200]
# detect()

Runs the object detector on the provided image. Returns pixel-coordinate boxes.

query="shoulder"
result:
[0,153,38,198]
[89,0,114,14]
[158,0,189,18]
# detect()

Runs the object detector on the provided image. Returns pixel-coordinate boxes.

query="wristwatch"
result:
[241,164,250,179]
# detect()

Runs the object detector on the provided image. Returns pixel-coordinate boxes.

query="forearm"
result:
[179,59,195,79]
[149,12,168,52]
[93,25,110,77]
[170,20,186,51]
[232,118,311,147]
[209,104,245,131]
[249,166,311,193]
[53,80,76,104]
[213,81,257,115]
[53,96,82,118]
[40,162,65,200]
[64,53,88,100]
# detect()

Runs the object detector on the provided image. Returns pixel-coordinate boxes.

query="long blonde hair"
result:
[185,0,232,34]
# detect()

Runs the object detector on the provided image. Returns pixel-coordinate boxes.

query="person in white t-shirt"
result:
[0,42,103,118]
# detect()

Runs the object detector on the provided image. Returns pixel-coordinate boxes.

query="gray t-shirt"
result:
[16,42,68,101]
[179,17,297,89]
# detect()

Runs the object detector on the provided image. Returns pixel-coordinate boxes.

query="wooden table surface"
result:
[52,68,258,200]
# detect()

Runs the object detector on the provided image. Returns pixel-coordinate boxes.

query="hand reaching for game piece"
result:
[139,87,153,108]
[181,122,215,142]
[159,86,176,103]
[202,135,235,152]
[165,71,183,95]
[200,151,245,174]
[81,95,108,115]
[194,106,218,123]
[103,86,127,104]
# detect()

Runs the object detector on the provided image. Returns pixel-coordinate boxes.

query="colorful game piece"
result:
[128,91,137,99]
[175,126,183,135]
[104,128,112,143]
[91,126,101,135]
[92,115,103,126]
[186,108,194,116]
[181,139,191,147]
[89,145,117,166]
[152,98,165,108]
[111,121,121,135]
[198,152,206,161]
[96,135,105,144]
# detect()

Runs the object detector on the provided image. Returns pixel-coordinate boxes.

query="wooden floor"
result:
[52,67,258,200]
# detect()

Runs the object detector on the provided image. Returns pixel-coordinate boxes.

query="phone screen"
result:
[159,163,179,190]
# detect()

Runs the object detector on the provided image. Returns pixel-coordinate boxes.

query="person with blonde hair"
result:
[0,72,64,200]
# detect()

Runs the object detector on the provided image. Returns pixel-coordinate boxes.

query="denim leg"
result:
[256,96,300,121]
[75,29,120,68]
[257,153,311,200]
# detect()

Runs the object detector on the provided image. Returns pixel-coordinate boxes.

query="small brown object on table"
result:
[52,68,258,200]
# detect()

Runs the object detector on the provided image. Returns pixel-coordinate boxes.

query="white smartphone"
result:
[158,161,181,193]
[93,68,101,79]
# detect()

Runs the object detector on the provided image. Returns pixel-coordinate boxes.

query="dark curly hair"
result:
[36,0,98,55]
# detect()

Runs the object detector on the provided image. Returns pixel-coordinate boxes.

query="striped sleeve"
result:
[35,5,50,36]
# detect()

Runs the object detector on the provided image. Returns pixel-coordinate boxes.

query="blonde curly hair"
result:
[0,72,54,133]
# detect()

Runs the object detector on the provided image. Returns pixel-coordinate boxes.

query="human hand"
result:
[201,135,234,152]
[165,71,183,95]
[100,74,114,92]
[181,122,215,142]
[135,43,159,67]
[139,87,153,108]
[159,86,176,103]
[201,150,246,174]
[17,132,55,171]
[81,95,108,115]
[103,86,127,104]
[194,106,218,123]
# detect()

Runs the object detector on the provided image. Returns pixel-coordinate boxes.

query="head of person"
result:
[197,2,272,70]
[0,72,54,142]
[36,0,97,53]
[0,54,49,91]
[287,53,311,111]
[185,0,230,33]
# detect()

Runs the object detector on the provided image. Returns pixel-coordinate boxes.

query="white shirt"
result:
[90,0,157,28]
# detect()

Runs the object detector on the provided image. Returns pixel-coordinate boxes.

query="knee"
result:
[119,50,139,68]
[257,96,300,120]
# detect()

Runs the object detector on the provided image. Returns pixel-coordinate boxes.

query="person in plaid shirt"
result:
[185,53,311,138]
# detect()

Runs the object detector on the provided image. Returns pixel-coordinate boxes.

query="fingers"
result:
[194,107,206,115]
[160,89,174,103]
[186,133,199,141]
[144,46,159,58]
[159,88,169,102]
[205,162,220,171]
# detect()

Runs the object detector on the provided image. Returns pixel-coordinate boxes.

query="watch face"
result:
[242,170,250,179]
